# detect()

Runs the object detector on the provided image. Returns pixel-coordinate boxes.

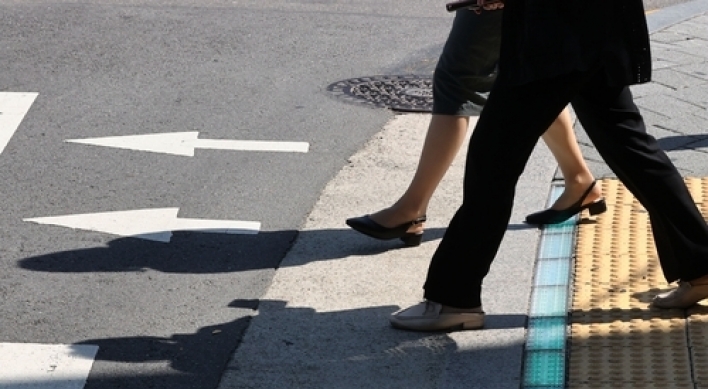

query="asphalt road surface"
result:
[0,0,689,388]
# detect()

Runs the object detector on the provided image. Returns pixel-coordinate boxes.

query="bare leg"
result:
[541,107,602,209]
[366,107,601,232]
[369,114,469,233]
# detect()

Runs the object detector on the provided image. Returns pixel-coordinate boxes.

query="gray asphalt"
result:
[0,0,705,388]
[0,1,451,387]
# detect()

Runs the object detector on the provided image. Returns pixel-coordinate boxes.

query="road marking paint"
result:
[0,92,39,156]
[24,207,261,242]
[0,343,98,389]
[66,132,309,156]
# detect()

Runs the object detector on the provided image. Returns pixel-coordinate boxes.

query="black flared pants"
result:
[423,69,708,308]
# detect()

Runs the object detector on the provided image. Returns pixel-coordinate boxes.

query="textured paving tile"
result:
[568,178,708,389]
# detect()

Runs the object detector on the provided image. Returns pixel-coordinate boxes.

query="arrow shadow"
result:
[16,228,436,274]
[17,223,537,274]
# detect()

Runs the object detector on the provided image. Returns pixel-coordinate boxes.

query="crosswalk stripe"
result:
[0,343,98,389]
[0,92,38,156]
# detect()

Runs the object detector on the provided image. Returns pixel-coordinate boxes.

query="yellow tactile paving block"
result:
[571,286,657,310]
[687,307,708,386]
[567,345,691,385]
[570,314,685,346]
[567,178,708,388]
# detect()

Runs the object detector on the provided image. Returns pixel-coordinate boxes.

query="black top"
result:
[497,0,652,86]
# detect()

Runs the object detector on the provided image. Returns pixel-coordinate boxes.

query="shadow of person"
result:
[16,227,453,274]
[658,133,708,152]
[17,221,541,275]
[18,230,302,274]
[225,299,528,388]
[72,299,527,389]
[73,299,261,389]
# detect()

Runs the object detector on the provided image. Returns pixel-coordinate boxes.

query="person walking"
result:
[346,7,605,248]
[389,0,708,332]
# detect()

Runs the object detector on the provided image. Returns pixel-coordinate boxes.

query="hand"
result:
[475,0,504,13]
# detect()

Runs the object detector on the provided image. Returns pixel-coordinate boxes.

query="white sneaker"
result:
[389,300,485,332]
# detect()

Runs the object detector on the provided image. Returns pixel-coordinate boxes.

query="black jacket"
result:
[497,0,652,86]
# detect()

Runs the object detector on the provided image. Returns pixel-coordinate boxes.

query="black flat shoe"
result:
[525,180,607,225]
[345,214,426,247]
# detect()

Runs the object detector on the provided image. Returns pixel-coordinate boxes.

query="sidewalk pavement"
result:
[217,2,708,388]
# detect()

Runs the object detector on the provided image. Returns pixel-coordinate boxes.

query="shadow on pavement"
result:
[69,299,527,389]
[658,133,708,151]
[33,298,527,389]
[17,223,537,274]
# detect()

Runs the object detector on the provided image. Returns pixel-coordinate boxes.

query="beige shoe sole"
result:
[389,313,485,332]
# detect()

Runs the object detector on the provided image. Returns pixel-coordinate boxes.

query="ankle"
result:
[369,207,426,231]
[561,173,595,186]
[389,201,427,218]
[560,179,602,202]
[376,204,425,224]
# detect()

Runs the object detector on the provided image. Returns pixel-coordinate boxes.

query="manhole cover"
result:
[327,75,433,113]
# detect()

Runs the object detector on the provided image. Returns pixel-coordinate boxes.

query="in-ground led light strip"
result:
[523,185,576,389]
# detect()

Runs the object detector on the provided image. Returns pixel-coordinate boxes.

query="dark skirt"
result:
[432,9,504,116]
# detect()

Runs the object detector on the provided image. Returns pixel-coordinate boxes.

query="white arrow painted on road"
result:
[24,208,261,243]
[66,132,309,156]
[0,92,39,156]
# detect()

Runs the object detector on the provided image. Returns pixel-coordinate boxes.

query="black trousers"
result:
[423,68,708,308]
